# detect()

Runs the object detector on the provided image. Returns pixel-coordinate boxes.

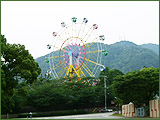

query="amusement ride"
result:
[45,17,108,84]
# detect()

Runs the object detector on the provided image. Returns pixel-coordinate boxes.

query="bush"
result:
[17,109,86,118]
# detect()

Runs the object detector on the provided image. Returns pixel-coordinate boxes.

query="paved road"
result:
[31,112,125,119]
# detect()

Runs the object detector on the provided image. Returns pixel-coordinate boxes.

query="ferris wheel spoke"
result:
[63,45,70,52]
[59,67,68,78]
[66,27,71,37]
[83,29,94,42]
[79,72,83,78]
[67,44,72,51]
[57,35,66,42]
[83,42,91,65]
[74,23,78,37]
[50,62,60,70]
[82,27,92,40]
[80,24,88,39]
[80,71,85,78]
[78,67,86,78]
[64,30,69,39]
[82,63,95,77]
[73,57,78,66]
[64,41,69,51]
[50,61,64,71]
[77,23,83,38]
[71,24,77,38]
[85,58,101,66]
[53,63,63,70]
[86,50,102,54]
[57,67,64,76]
[81,64,94,77]
[49,56,63,59]
[57,67,66,78]
[52,45,66,52]
[51,45,61,50]
[61,59,68,68]
[85,37,98,47]
[64,27,70,39]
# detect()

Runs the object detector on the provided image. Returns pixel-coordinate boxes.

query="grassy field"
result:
[112,113,122,117]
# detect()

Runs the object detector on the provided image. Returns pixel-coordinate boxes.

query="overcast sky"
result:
[1,1,159,59]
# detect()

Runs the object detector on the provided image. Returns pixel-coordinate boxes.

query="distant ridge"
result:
[35,41,159,77]
[140,43,159,55]
[110,41,137,47]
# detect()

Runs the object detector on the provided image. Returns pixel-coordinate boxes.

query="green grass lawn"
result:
[112,113,122,117]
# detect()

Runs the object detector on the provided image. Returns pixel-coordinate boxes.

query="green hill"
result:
[140,43,159,55]
[35,41,159,77]
[105,41,158,73]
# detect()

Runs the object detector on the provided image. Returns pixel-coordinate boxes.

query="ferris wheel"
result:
[45,17,108,82]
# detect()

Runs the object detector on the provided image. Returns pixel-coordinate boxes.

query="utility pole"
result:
[101,75,107,109]
[104,76,107,109]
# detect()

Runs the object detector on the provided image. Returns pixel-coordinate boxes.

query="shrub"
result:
[17,109,86,118]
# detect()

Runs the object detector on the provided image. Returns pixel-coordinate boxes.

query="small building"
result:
[122,102,136,117]
[149,99,159,118]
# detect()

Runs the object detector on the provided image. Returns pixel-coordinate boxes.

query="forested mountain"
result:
[140,43,159,55]
[106,41,158,73]
[35,41,159,76]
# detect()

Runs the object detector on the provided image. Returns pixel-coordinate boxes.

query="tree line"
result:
[1,34,159,115]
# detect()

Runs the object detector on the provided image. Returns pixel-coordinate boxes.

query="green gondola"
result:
[45,57,49,63]
[71,17,77,22]
[102,50,108,56]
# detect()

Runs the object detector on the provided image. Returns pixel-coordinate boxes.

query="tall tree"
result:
[112,67,159,107]
[98,67,124,107]
[99,67,124,85]
[1,35,41,114]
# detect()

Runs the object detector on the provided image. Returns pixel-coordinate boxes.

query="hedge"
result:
[17,109,86,118]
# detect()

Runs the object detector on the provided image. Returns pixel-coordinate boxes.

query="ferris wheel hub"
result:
[68,51,72,56]
[72,52,79,58]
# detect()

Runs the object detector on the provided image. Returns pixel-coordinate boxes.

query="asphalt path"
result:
[31,112,125,119]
